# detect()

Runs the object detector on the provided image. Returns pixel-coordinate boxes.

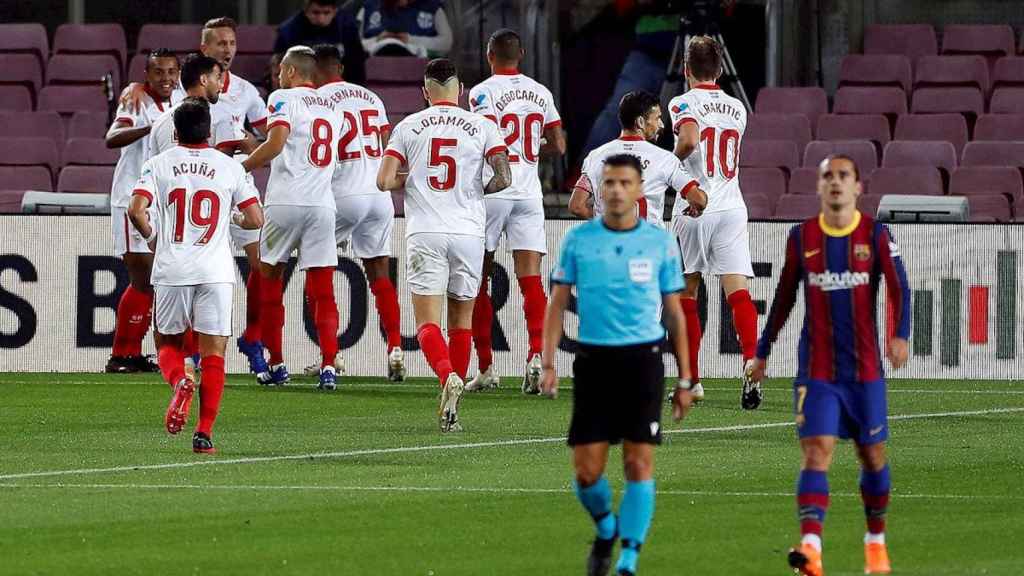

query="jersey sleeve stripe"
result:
[384,149,406,164]
[681,179,699,196]
[237,197,259,210]
[483,114,497,123]
[267,120,290,132]
[485,145,508,157]
[251,117,268,127]
[543,119,562,130]
[216,139,243,150]
[115,116,134,126]
[379,124,392,132]
[673,117,697,132]
[131,189,153,203]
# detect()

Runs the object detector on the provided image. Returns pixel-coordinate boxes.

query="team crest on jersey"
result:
[854,243,871,261]
[417,11,434,29]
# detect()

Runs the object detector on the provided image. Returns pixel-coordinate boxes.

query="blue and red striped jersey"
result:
[756,211,911,382]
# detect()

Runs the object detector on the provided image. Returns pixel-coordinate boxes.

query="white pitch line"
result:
[0,407,1020,482]
[0,482,1019,501]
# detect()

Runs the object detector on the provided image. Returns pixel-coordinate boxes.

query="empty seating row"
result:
[864,24,1022,65]
[744,190,1011,222]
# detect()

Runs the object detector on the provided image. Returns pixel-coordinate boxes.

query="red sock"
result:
[260,275,285,365]
[369,277,402,348]
[448,328,472,380]
[197,355,225,436]
[113,286,153,356]
[681,297,702,383]
[306,268,339,368]
[158,344,185,388]
[518,275,547,358]
[182,328,197,358]
[242,271,262,342]
[417,323,453,387]
[727,289,758,361]
[471,281,493,372]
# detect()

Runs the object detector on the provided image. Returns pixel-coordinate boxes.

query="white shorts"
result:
[406,232,485,300]
[484,197,547,254]
[260,205,339,271]
[110,206,151,256]
[335,194,394,259]
[672,206,754,277]
[230,218,261,250]
[154,283,234,336]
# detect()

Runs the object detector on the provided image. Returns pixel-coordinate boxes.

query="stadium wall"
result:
[0,216,1021,379]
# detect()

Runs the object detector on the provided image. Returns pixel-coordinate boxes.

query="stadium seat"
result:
[863,24,937,64]
[745,113,812,153]
[869,166,944,196]
[787,167,820,196]
[63,138,119,166]
[816,114,890,151]
[989,88,1024,114]
[366,57,430,85]
[992,57,1024,88]
[838,55,912,93]
[772,194,821,220]
[857,194,882,217]
[46,54,121,90]
[910,87,984,127]
[136,24,202,54]
[37,85,109,115]
[950,166,1023,205]
[965,194,1013,221]
[57,165,114,194]
[236,25,277,54]
[974,114,1024,141]
[0,138,60,181]
[942,24,1015,69]
[0,54,44,106]
[739,140,798,173]
[0,86,32,111]
[914,55,989,93]
[803,140,878,176]
[69,111,110,139]
[743,193,773,219]
[232,54,269,86]
[377,86,426,116]
[0,189,28,213]
[53,24,128,75]
[0,23,49,69]
[833,87,907,120]
[0,111,65,143]
[883,141,957,175]
[127,53,148,83]
[0,165,52,192]
[894,114,969,156]
[961,141,1024,170]
[738,167,786,205]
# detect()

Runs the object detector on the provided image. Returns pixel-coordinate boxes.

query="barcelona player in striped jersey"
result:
[749,155,910,576]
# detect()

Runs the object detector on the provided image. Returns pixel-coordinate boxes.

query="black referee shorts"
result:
[567,340,666,446]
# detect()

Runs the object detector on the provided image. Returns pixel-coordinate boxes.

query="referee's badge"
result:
[628,259,653,283]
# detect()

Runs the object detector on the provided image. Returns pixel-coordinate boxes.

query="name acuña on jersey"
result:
[808,270,871,291]
[410,115,480,136]
[171,160,218,179]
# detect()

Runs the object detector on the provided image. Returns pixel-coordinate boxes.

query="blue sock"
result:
[574,476,616,540]
[615,479,655,574]
[797,469,830,541]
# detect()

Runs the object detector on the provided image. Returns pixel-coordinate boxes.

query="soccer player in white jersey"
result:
[569,90,701,227]
[242,46,343,390]
[312,44,406,382]
[105,49,180,375]
[377,59,512,433]
[464,29,566,394]
[128,99,264,454]
[668,36,762,409]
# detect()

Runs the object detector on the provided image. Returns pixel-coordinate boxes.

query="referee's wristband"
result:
[676,378,693,391]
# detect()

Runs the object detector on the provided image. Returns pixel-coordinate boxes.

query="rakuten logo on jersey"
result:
[807,270,870,291]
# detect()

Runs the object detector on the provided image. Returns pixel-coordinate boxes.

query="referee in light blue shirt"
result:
[541,153,697,576]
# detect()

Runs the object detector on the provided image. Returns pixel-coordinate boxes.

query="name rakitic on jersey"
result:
[698,101,742,122]
[493,89,546,113]
[411,114,480,136]
[172,161,216,179]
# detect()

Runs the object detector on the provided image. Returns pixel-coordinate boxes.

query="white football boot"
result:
[439,372,465,433]
[465,366,500,391]
[521,353,543,395]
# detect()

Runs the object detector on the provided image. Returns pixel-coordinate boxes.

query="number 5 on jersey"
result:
[429,137,457,191]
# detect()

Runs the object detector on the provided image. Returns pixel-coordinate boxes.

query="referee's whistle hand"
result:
[540,367,558,399]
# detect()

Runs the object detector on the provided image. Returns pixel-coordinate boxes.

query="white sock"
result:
[801,533,822,551]
[865,532,886,545]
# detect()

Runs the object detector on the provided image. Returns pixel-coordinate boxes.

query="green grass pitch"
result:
[1,373,1022,575]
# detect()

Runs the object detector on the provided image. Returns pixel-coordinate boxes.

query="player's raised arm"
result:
[752,225,804,377]
[877,224,911,368]
[106,117,151,149]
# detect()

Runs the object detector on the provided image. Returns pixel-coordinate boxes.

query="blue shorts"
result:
[793,379,888,446]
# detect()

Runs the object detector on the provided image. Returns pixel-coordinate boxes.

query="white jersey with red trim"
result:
[110,90,176,208]
[317,80,390,199]
[668,84,747,216]
[384,103,507,237]
[263,86,342,209]
[147,99,246,159]
[133,144,258,286]
[174,71,268,132]
[468,70,561,201]
[577,135,697,227]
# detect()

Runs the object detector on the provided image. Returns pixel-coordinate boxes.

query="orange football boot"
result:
[864,541,892,574]
[788,543,824,576]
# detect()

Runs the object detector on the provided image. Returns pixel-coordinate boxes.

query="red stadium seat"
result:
[989,88,1024,114]
[950,167,1023,205]
[376,86,426,115]
[37,85,109,115]
[857,194,882,217]
[232,54,270,87]
[46,54,121,90]
[869,166,944,196]
[53,24,128,75]
[965,194,1013,221]
[838,55,912,93]
[745,113,812,153]
[0,54,44,106]
[883,141,957,174]
[787,167,820,196]
[68,111,110,139]
[136,24,201,55]
[910,87,984,124]
[738,167,787,205]
[0,189,28,213]
[57,165,115,194]
[803,140,878,176]
[0,86,32,111]
[894,114,968,157]
[833,87,907,122]
[992,57,1024,88]
[127,53,148,83]
[366,57,430,85]
[914,55,989,93]
[0,166,52,192]
[961,141,1024,170]
[235,25,277,54]
[0,24,49,69]
[753,87,828,135]
[974,114,1024,141]
[739,140,798,173]
[0,138,60,181]
[773,194,821,220]
[743,193,773,219]
[0,111,65,143]
[63,138,120,166]
[863,24,937,65]
[816,114,890,150]
[942,24,1015,70]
